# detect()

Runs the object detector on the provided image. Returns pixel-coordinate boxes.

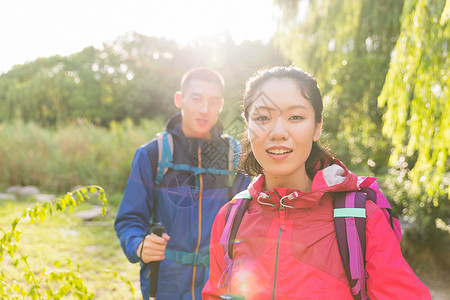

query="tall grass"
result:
[0,118,164,195]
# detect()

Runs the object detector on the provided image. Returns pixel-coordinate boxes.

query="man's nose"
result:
[199,100,209,113]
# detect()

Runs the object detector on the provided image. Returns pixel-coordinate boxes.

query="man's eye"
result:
[290,115,304,120]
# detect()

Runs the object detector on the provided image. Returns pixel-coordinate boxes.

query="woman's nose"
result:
[269,118,288,141]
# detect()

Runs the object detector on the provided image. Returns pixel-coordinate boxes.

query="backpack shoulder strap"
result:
[154,131,174,186]
[225,135,240,172]
[359,177,402,242]
[334,191,368,300]
[220,190,251,251]
[218,190,252,290]
[224,134,241,187]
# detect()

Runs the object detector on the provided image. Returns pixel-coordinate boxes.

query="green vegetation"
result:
[0,186,139,299]
[0,33,286,128]
[0,119,164,196]
[378,0,449,245]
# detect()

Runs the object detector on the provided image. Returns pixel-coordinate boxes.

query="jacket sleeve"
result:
[202,205,229,299]
[114,146,154,264]
[365,201,431,299]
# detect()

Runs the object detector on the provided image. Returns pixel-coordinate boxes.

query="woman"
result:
[202,66,430,299]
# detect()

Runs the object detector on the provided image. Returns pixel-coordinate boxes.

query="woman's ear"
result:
[313,117,323,142]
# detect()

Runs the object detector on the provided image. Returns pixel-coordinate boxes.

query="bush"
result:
[0,186,115,299]
[0,119,164,194]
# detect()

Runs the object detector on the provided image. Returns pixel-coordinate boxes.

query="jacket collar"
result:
[247,159,358,209]
[165,112,225,142]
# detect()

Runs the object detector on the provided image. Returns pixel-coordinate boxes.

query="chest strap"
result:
[165,249,210,267]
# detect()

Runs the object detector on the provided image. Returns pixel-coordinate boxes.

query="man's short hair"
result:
[180,67,225,94]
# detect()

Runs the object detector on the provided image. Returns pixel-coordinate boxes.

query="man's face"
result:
[174,79,224,139]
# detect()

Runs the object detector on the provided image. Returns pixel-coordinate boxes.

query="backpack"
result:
[153,131,240,187]
[145,131,241,267]
[219,176,402,300]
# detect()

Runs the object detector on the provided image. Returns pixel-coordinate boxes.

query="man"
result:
[114,67,250,299]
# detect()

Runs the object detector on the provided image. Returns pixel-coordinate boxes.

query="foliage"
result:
[0,119,163,195]
[378,0,449,199]
[383,156,450,272]
[0,32,285,128]
[274,0,404,173]
[378,0,449,251]
[0,186,117,299]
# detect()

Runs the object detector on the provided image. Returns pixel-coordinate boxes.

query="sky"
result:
[0,0,280,74]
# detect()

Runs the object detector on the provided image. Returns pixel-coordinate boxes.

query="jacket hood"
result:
[165,112,225,141]
[247,159,358,209]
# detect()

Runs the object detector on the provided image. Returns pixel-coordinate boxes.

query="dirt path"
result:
[417,270,450,300]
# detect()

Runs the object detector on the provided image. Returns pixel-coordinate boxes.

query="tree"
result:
[274,0,404,173]
[378,0,449,245]
[0,32,285,128]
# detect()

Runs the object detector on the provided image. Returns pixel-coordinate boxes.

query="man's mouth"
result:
[197,119,208,126]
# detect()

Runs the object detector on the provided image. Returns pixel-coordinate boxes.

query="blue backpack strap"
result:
[334,191,367,300]
[155,132,174,185]
[226,135,240,186]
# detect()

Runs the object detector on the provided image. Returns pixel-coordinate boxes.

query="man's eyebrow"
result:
[187,92,221,100]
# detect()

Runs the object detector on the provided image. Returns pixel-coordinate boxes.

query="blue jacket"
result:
[114,113,251,299]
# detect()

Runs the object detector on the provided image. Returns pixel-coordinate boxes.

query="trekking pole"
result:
[149,222,164,300]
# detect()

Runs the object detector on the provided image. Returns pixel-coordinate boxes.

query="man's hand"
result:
[137,233,171,263]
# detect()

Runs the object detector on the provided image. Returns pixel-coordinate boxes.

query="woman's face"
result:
[247,78,322,181]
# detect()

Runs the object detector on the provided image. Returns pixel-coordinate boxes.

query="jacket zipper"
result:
[272,193,287,299]
[273,225,282,299]
[191,145,203,300]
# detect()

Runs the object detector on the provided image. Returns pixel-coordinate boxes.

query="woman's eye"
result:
[255,116,269,122]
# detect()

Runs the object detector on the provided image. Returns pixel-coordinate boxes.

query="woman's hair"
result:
[240,66,334,179]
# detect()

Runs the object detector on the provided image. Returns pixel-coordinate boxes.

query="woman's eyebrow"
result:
[250,105,277,112]
[287,104,308,110]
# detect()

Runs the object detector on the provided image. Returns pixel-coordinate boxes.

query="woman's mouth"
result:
[266,148,293,155]
[266,147,293,160]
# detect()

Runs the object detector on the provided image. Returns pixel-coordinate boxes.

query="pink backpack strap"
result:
[334,191,368,300]
[220,197,247,246]
[218,190,252,290]
[358,176,402,242]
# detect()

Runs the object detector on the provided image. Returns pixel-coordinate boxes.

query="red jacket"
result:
[203,162,431,299]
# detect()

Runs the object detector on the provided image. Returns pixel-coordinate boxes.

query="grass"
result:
[0,119,165,195]
[0,195,140,299]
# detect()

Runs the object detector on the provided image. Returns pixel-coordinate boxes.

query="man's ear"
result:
[219,98,224,113]
[174,91,183,109]
[313,117,323,142]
